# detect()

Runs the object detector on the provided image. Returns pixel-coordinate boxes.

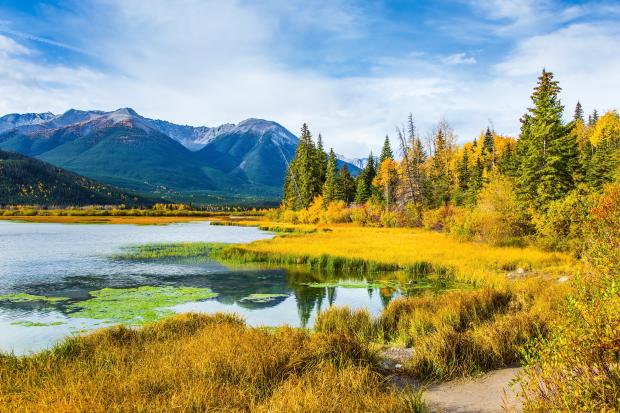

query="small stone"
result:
[558,276,569,283]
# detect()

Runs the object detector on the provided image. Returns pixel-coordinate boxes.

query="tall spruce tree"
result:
[354,153,376,204]
[282,123,320,210]
[322,149,338,204]
[483,127,495,171]
[428,127,452,207]
[516,70,577,209]
[380,136,394,163]
[315,134,328,185]
[335,164,355,203]
[588,109,599,126]
[574,101,584,122]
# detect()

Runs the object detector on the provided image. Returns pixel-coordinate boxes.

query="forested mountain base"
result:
[0,150,151,207]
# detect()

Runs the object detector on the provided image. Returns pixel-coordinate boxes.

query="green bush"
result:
[533,184,595,255]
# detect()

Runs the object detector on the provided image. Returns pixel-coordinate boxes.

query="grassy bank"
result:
[0,313,421,412]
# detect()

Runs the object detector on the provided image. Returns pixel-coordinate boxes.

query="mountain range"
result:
[0,108,360,205]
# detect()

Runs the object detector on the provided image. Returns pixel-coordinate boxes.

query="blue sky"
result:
[0,0,619,156]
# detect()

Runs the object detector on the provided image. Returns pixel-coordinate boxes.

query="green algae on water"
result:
[0,293,69,303]
[11,320,66,327]
[68,286,218,325]
[240,293,289,303]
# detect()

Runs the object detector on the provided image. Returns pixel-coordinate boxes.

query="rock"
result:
[378,347,415,373]
[558,276,570,283]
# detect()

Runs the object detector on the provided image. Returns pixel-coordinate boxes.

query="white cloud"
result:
[441,53,477,65]
[0,1,618,158]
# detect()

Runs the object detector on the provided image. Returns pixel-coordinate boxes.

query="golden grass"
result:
[229,226,576,287]
[0,313,414,412]
[0,215,217,225]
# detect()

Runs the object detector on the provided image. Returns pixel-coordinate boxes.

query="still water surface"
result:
[0,221,392,354]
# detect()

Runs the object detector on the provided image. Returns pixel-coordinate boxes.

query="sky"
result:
[0,0,618,157]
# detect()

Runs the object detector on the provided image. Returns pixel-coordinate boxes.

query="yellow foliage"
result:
[590,110,620,147]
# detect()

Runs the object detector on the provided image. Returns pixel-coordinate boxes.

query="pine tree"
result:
[428,127,452,207]
[322,149,338,204]
[315,134,328,185]
[380,136,394,163]
[458,149,470,192]
[588,109,599,126]
[354,153,376,204]
[574,101,584,122]
[483,127,495,171]
[410,137,427,207]
[516,69,577,209]
[335,164,355,203]
[282,123,320,210]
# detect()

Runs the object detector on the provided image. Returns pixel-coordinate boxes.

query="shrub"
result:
[350,205,369,226]
[519,182,620,411]
[281,209,299,224]
[448,176,530,246]
[533,184,595,255]
[422,205,456,231]
[323,201,352,224]
[380,210,399,228]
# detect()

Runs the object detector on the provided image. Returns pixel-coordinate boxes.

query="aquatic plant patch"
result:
[239,293,289,303]
[67,286,218,325]
[11,320,65,327]
[0,293,69,303]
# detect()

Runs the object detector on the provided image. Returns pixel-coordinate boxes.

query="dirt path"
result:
[379,348,522,412]
[423,367,522,412]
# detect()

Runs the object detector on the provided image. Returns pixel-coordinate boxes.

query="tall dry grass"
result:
[0,313,415,412]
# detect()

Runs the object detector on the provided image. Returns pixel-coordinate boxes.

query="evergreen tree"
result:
[458,149,470,192]
[322,149,338,204]
[516,69,577,209]
[335,164,356,203]
[282,123,320,210]
[409,136,427,208]
[588,109,599,126]
[483,127,495,171]
[574,101,584,122]
[315,134,328,185]
[354,153,376,204]
[428,127,452,207]
[379,136,394,163]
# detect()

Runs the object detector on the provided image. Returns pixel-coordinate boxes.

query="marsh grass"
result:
[113,242,221,260]
[213,226,575,288]
[0,313,414,412]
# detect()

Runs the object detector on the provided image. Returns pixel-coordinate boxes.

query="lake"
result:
[0,220,394,354]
